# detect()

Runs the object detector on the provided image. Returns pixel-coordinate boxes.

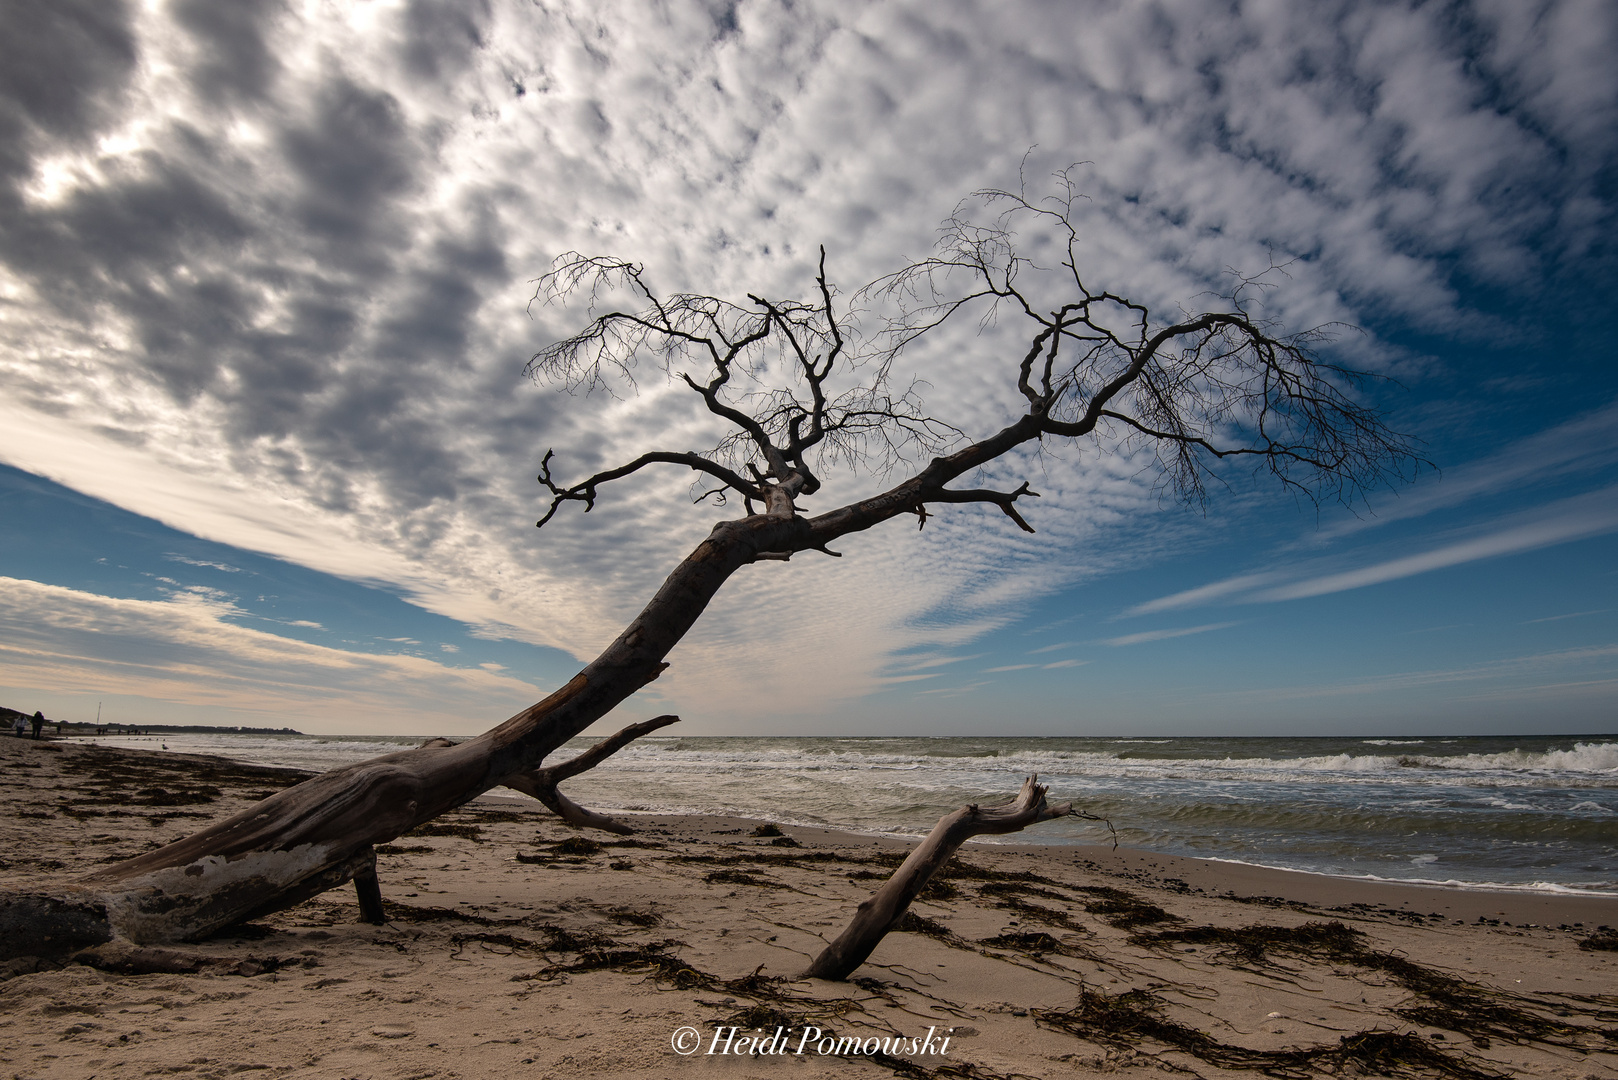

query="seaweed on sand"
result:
[1132,919,1360,964]
[891,911,973,949]
[864,1049,1045,1080]
[381,899,497,925]
[514,835,613,863]
[551,836,603,855]
[978,931,1065,954]
[1037,987,1508,1080]
[977,880,1072,903]
[722,1001,810,1031]
[1132,921,1618,1050]
[450,930,547,955]
[1074,885,1175,928]
[605,906,661,927]
[454,925,617,955]
[932,861,1064,888]
[704,868,783,888]
[987,894,1087,931]
[514,945,720,989]
[674,848,854,867]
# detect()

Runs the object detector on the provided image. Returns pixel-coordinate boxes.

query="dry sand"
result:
[1,735,1615,1080]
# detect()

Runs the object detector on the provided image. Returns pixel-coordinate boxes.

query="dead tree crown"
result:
[528,179,1419,551]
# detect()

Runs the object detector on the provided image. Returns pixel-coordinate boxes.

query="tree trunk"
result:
[8,516,804,953]
[802,775,1070,981]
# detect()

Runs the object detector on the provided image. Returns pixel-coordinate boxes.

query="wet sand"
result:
[1,735,1614,1079]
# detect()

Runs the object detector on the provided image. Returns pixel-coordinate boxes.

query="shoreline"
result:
[580,803,1618,927]
[3,736,1615,1079]
[51,730,1618,898]
[608,806,1618,902]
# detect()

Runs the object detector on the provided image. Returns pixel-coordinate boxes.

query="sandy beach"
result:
[2,735,1614,1080]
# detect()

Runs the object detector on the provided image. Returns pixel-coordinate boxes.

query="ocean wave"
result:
[1198,859,1618,896]
[1414,742,1618,774]
[576,741,1618,790]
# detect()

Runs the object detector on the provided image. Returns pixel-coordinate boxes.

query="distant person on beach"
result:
[11,714,24,738]
[31,712,44,739]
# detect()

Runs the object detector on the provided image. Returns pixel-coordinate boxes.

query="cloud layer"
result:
[0,576,544,731]
[0,1,1613,726]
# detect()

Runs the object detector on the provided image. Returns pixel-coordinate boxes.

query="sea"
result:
[72,732,1618,896]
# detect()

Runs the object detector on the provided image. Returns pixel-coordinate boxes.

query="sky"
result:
[1,0,1615,738]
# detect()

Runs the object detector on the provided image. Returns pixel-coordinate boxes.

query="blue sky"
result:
[0,0,1614,736]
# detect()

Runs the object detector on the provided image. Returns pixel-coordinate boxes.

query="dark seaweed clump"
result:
[1038,987,1508,1080]
[978,931,1064,953]
[1074,885,1173,928]
[892,911,969,947]
[514,945,718,990]
[551,836,603,856]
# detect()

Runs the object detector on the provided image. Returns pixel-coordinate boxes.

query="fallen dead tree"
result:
[0,177,1418,958]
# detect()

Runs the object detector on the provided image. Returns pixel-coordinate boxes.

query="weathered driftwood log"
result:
[497,714,679,834]
[802,775,1071,981]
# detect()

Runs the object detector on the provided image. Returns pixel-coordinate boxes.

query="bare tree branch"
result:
[536,449,763,527]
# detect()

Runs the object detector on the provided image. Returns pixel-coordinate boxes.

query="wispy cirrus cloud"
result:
[1132,487,1618,615]
[1203,644,1618,704]
[1525,610,1609,625]
[1259,494,1618,603]
[1315,403,1618,543]
[1102,622,1241,647]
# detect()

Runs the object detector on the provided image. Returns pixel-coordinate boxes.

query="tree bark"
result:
[802,776,1071,981]
[351,851,385,925]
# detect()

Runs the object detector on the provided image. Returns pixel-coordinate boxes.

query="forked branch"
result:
[922,481,1041,533]
[500,714,680,834]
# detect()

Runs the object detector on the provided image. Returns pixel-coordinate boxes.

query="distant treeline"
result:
[1,709,302,737]
[99,724,306,735]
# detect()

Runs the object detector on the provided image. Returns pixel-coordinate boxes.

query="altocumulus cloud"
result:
[0,1,1613,726]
